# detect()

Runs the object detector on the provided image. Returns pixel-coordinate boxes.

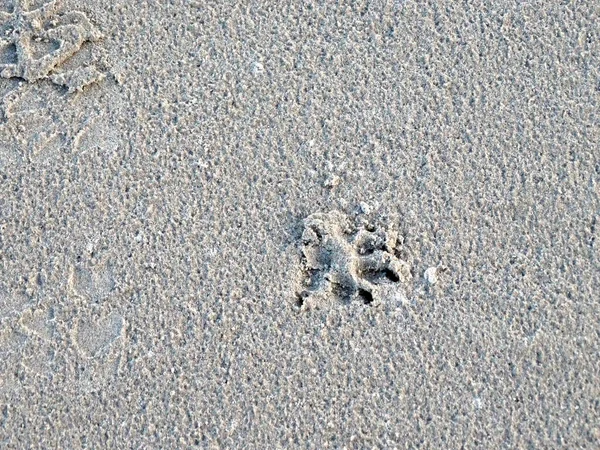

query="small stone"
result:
[251,61,264,75]
[358,202,372,215]
[424,267,438,285]
[324,175,341,188]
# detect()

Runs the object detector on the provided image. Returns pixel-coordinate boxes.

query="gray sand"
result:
[0,0,599,448]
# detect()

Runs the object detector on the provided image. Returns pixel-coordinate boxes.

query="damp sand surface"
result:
[0,1,599,448]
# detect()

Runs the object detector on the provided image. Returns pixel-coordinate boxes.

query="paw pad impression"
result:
[297,209,411,309]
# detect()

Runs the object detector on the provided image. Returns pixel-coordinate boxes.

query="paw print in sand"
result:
[73,311,123,359]
[69,261,115,304]
[0,287,56,390]
[0,0,104,91]
[68,261,123,356]
[71,309,124,392]
[297,210,411,309]
[0,268,125,394]
[68,260,125,391]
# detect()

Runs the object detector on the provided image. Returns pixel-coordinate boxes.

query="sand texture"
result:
[0,0,599,448]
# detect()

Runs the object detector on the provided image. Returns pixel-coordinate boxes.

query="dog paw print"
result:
[66,260,125,390]
[73,311,123,359]
[0,288,56,388]
[17,304,57,375]
[71,310,124,392]
[0,84,67,165]
[0,81,116,166]
[297,210,411,309]
[19,303,55,340]
[0,0,104,92]
[0,270,126,393]
[69,262,115,304]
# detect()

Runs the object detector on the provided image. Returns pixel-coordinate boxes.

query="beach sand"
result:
[0,0,599,448]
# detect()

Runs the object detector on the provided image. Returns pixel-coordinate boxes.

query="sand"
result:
[0,0,599,448]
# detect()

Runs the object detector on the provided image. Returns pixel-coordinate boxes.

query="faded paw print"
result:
[297,210,411,309]
[69,261,115,304]
[0,82,118,167]
[67,260,125,390]
[73,311,123,359]
[0,0,104,92]
[71,310,124,392]
[0,272,125,393]
[0,297,56,389]
[0,83,67,165]
[19,303,55,340]
[17,304,57,375]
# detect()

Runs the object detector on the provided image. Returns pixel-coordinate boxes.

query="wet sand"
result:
[0,1,599,448]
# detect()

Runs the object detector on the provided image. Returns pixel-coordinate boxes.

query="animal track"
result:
[0,302,55,387]
[0,0,104,91]
[297,210,411,309]
[19,303,55,341]
[67,259,126,390]
[18,306,56,375]
[0,269,126,393]
[74,312,123,359]
[0,82,119,167]
[72,113,121,154]
[0,87,65,163]
[69,262,115,303]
